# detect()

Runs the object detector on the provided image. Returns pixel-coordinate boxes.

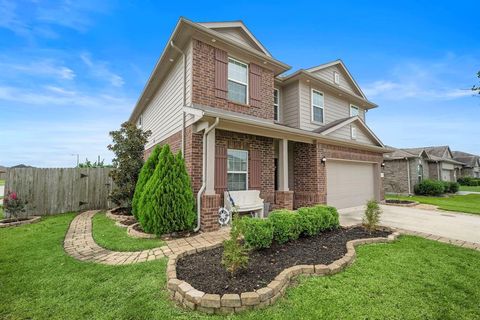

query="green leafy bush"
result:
[268,210,302,244]
[241,218,274,249]
[137,145,196,236]
[363,200,382,231]
[442,181,460,193]
[222,208,249,275]
[132,145,162,219]
[107,121,151,211]
[297,205,338,236]
[414,179,445,196]
[322,205,340,229]
[457,177,480,186]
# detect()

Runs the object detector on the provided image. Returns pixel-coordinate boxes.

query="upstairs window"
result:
[227,149,248,191]
[311,89,324,124]
[350,105,359,117]
[273,88,280,122]
[228,58,248,104]
[334,71,340,85]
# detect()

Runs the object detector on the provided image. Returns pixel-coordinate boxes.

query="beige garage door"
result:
[326,160,375,209]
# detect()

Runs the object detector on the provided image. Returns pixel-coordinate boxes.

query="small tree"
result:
[137,145,196,235]
[3,191,27,220]
[78,158,112,168]
[107,122,151,211]
[363,200,382,232]
[222,207,249,275]
[132,145,162,219]
[473,71,480,94]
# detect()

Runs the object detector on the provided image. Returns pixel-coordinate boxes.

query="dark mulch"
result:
[133,223,148,233]
[386,199,416,205]
[119,218,136,226]
[111,207,131,216]
[176,227,391,295]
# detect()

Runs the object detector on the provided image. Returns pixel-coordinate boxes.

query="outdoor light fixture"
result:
[169,58,174,62]
[321,157,326,165]
[381,162,386,168]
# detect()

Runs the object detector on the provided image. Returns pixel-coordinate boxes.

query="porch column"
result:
[205,128,216,195]
[278,138,289,191]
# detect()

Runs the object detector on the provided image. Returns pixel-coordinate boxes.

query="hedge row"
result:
[241,205,340,249]
[414,179,459,196]
[457,177,480,186]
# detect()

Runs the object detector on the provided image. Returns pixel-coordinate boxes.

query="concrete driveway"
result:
[339,205,480,245]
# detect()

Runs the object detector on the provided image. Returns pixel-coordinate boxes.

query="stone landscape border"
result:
[0,216,41,228]
[106,209,129,222]
[127,223,156,239]
[167,229,401,314]
[384,200,419,207]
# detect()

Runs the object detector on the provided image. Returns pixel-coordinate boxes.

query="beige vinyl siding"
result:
[143,46,192,150]
[298,81,366,131]
[310,65,362,97]
[281,81,300,127]
[185,40,193,106]
[327,123,376,146]
[211,28,261,52]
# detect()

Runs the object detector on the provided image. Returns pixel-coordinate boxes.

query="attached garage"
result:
[326,160,377,209]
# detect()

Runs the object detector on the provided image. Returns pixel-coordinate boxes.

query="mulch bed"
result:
[132,223,147,233]
[0,217,32,224]
[386,199,416,205]
[119,218,137,226]
[111,207,131,216]
[176,227,390,295]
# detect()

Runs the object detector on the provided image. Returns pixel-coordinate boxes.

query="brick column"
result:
[201,194,221,232]
[274,191,294,210]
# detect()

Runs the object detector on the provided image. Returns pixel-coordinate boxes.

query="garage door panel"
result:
[327,161,375,209]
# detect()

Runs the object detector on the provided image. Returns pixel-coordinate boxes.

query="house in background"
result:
[453,151,480,178]
[383,145,464,194]
[129,18,389,231]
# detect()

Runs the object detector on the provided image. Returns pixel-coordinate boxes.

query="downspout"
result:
[437,161,441,181]
[170,41,187,155]
[405,157,411,195]
[195,117,220,232]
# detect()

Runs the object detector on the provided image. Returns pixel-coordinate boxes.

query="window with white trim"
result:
[137,114,143,129]
[351,126,357,140]
[227,149,248,191]
[311,89,324,123]
[350,105,359,117]
[228,58,248,104]
[334,71,340,85]
[418,163,424,183]
[273,88,280,122]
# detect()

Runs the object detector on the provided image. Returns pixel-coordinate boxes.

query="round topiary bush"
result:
[268,210,302,244]
[137,145,196,236]
[241,217,274,249]
[132,145,162,219]
[414,179,445,196]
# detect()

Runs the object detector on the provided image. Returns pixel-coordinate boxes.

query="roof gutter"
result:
[195,117,220,232]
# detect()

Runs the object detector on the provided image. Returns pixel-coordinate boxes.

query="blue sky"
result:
[0,0,478,167]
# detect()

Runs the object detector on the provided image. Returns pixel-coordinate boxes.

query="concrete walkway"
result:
[64,210,230,265]
[340,204,480,246]
[457,191,480,195]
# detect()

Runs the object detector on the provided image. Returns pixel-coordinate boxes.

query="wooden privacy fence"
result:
[4,168,115,216]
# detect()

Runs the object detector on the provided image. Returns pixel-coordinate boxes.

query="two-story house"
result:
[129,18,389,231]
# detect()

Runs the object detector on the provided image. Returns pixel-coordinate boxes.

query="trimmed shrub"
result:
[268,210,302,244]
[457,177,480,186]
[322,205,340,229]
[363,200,382,231]
[241,218,274,249]
[414,179,445,196]
[137,145,196,236]
[132,145,162,219]
[297,205,339,236]
[442,181,460,193]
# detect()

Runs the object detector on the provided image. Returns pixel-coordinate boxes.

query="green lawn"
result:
[92,212,164,251]
[388,194,480,215]
[1,214,479,319]
[460,185,480,192]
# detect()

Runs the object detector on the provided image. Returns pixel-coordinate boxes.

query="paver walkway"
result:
[64,210,230,265]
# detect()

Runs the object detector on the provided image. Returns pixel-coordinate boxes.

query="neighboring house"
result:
[453,151,480,178]
[0,165,7,180]
[129,18,389,231]
[384,145,464,194]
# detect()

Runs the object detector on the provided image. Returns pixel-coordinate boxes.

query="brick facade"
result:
[191,39,275,121]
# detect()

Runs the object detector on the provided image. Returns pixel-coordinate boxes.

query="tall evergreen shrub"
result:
[132,145,162,219]
[137,145,196,235]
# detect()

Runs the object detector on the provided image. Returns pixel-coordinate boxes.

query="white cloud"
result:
[80,52,125,87]
[0,59,76,80]
[363,54,478,101]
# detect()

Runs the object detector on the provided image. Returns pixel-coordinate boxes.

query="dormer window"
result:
[228,57,248,104]
[350,105,359,117]
[273,88,280,122]
[334,72,340,85]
